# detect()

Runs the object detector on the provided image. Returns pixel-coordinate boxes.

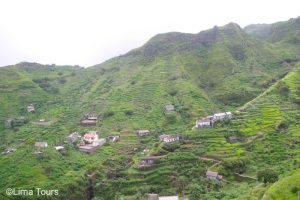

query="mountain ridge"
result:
[0,17,300,199]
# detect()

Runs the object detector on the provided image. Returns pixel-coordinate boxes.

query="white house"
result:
[34,142,48,147]
[147,194,178,200]
[165,104,175,112]
[54,146,64,151]
[159,196,179,200]
[195,116,213,128]
[206,170,223,180]
[136,130,150,136]
[213,112,233,120]
[27,104,35,112]
[159,135,179,143]
[84,114,98,120]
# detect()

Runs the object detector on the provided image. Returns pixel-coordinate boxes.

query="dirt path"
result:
[199,156,222,163]
[208,162,221,170]
[234,172,257,180]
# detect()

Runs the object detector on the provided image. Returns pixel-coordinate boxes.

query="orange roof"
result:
[84,132,97,138]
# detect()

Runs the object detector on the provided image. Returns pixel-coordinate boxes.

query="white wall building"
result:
[213,112,232,120]
[159,135,179,143]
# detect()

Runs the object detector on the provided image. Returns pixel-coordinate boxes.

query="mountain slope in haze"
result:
[245,16,300,61]
[244,16,300,42]
[0,17,300,200]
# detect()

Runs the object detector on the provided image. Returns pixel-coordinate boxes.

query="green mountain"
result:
[245,16,300,60]
[0,17,300,200]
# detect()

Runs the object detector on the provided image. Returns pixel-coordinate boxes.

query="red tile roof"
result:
[84,132,97,138]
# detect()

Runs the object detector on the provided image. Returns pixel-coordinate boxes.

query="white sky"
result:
[0,0,299,67]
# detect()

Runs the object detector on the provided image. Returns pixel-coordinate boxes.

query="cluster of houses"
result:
[31,130,119,154]
[65,131,115,153]
[67,131,119,153]
[136,132,180,168]
[5,104,227,186]
[195,111,233,128]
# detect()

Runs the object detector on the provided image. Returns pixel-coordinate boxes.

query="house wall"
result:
[196,121,211,127]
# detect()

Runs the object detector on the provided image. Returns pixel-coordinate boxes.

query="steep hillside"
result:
[0,18,300,200]
[234,63,300,199]
[262,169,300,200]
[83,22,294,134]
[89,62,300,200]
[122,23,292,108]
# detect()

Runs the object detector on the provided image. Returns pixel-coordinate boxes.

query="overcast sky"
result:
[0,0,299,67]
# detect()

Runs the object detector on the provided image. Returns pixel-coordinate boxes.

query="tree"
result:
[173,176,189,198]
[257,169,279,186]
[223,159,247,174]
[188,183,204,200]
[58,77,66,84]
[277,82,289,95]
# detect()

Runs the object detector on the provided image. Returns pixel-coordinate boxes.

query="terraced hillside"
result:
[0,17,300,200]
[91,63,300,200]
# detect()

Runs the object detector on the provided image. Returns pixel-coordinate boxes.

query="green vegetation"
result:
[257,169,279,186]
[1,17,300,199]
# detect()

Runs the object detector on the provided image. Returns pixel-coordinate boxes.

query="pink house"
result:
[83,131,99,145]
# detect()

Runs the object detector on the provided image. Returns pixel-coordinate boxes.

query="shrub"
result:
[11,117,29,127]
[58,77,66,84]
[48,87,59,94]
[162,143,180,152]
[277,82,289,95]
[168,76,178,81]
[165,114,176,123]
[257,169,278,186]
[168,88,178,96]
[276,121,289,130]
[223,159,248,174]
[124,110,133,116]
[103,111,114,118]
[291,186,299,194]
